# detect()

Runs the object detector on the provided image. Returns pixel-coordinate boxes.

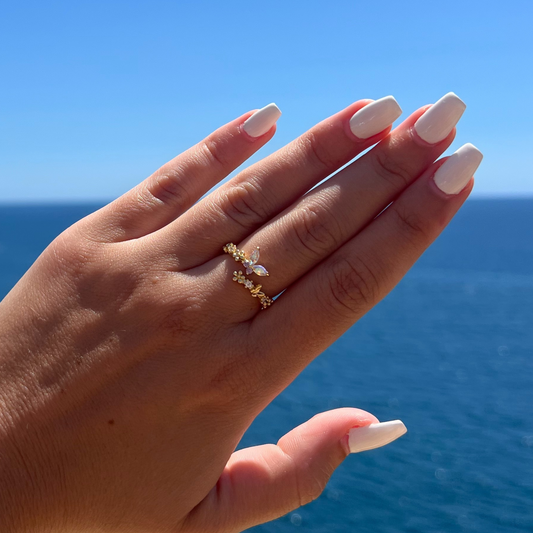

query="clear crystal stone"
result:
[253,265,269,276]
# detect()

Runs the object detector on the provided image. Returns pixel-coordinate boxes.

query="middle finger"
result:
[216,92,466,313]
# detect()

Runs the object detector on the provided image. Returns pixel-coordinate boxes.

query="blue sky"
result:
[1,0,532,202]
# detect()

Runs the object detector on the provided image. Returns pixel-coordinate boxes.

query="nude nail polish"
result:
[414,92,466,144]
[348,420,407,453]
[349,96,402,139]
[242,103,282,137]
[433,143,483,195]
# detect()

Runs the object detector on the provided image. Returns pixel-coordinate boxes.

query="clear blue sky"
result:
[1,0,532,202]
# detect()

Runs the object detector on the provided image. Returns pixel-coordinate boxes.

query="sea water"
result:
[1,199,532,532]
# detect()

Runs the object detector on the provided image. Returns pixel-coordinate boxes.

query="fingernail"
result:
[349,96,402,140]
[433,143,483,195]
[414,92,466,144]
[348,420,407,453]
[242,103,282,138]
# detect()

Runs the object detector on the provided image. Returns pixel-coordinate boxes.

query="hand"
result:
[0,94,481,532]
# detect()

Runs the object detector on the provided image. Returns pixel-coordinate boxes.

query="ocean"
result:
[1,199,532,532]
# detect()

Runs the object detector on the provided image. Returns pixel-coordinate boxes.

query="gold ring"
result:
[232,271,273,309]
[224,243,273,309]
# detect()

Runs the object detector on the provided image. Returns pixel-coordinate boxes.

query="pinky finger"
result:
[81,104,281,242]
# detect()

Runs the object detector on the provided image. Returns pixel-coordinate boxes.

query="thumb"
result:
[184,408,407,533]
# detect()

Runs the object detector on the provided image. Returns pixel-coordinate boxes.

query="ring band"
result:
[232,271,273,309]
[224,243,273,309]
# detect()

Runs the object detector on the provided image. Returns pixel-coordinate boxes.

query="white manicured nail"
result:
[242,103,282,137]
[349,96,402,139]
[348,420,407,453]
[433,143,483,195]
[414,92,466,144]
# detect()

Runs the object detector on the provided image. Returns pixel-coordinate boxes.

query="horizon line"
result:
[2,194,533,207]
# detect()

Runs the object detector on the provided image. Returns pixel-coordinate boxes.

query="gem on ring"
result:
[223,243,269,277]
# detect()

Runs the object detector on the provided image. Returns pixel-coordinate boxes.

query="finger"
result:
[152,96,403,268]
[183,409,407,533]
[218,93,466,315]
[79,104,281,243]
[252,143,482,387]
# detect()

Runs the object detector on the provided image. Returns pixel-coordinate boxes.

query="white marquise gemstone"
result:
[253,265,269,276]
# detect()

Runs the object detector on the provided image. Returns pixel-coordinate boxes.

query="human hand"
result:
[0,94,481,532]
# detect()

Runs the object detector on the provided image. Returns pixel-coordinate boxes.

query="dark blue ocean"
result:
[1,199,532,532]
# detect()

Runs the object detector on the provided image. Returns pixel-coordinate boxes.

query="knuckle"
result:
[277,445,327,507]
[47,230,99,278]
[220,181,272,231]
[300,132,337,172]
[298,469,328,505]
[200,138,229,171]
[76,264,142,315]
[393,207,430,242]
[372,150,413,190]
[46,233,146,315]
[323,255,379,317]
[291,201,342,259]
[146,167,193,210]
